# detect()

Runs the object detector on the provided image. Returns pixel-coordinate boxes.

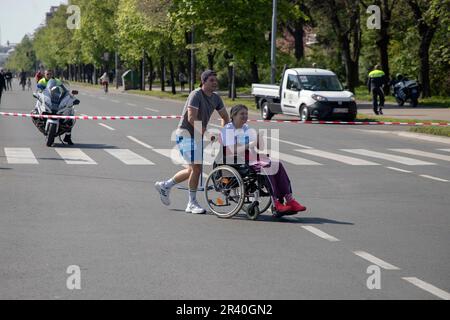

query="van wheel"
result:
[261,101,274,120]
[300,105,311,121]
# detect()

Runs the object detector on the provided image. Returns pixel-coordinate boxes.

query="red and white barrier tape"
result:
[247,119,450,126]
[0,112,182,120]
[1,112,449,126]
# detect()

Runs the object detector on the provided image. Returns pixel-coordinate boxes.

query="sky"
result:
[0,0,68,46]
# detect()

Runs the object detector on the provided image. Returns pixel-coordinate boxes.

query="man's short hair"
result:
[201,70,216,84]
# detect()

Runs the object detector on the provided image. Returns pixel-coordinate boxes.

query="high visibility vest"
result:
[368,69,385,78]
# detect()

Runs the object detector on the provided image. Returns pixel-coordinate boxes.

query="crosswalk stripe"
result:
[296,149,379,165]
[438,149,450,152]
[104,149,154,165]
[54,148,97,165]
[5,148,38,164]
[341,149,435,166]
[389,149,450,162]
[269,151,322,165]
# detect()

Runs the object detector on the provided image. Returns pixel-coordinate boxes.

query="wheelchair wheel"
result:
[257,183,272,214]
[204,165,245,218]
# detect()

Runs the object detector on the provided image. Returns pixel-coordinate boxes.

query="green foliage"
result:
[5,35,36,72]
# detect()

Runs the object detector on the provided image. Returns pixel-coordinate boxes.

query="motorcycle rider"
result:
[367,64,388,115]
[37,70,75,145]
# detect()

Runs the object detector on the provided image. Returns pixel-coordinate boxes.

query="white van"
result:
[251,68,357,121]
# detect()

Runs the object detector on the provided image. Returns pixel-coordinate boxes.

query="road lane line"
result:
[438,149,450,152]
[296,149,379,165]
[353,251,400,270]
[5,148,39,164]
[105,149,154,165]
[54,148,97,165]
[127,103,137,107]
[99,123,115,131]
[127,136,154,149]
[386,167,413,173]
[145,107,160,113]
[270,137,313,149]
[419,175,448,182]
[342,149,435,166]
[269,151,322,165]
[301,226,340,242]
[110,99,120,103]
[389,149,450,162]
[402,277,450,300]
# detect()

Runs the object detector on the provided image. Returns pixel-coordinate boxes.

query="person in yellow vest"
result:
[37,70,74,145]
[367,64,388,115]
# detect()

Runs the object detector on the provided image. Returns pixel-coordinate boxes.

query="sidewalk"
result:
[356,100,450,121]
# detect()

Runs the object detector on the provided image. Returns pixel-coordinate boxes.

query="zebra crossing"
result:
[2,147,450,168]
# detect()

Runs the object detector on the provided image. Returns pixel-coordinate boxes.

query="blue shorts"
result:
[176,135,203,164]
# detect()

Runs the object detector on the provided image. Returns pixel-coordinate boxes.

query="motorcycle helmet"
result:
[396,73,404,81]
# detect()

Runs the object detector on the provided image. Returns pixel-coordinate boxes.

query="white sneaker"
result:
[185,201,206,214]
[155,181,171,206]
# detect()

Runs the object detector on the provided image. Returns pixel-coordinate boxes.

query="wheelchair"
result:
[204,161,273,220]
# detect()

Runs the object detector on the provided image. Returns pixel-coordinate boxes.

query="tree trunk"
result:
[207,49,216,70]
[169,60,176,94]
[160,56,165,92]
[418,33,434,97]
[250,56,259,84]
[148,57,153,91]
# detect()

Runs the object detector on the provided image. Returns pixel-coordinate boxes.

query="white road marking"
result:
[301,226,340,242]
[342,149,435,166]
[269,151,322,165]
[126,103,137,107]
[99,123,115,131]
[99,96,106,100]
[419,175,448,182]
[389,149,450,162]
[145,107,160,113]
[5,148,38,164]
[127,136,154,149]
[296,149,379,165]
[270,137,313,149]
[402,277,450,300]
[54,148,97,165]
[386,167,413,173]
[438,149,450,152]
[353,251,400,270]
[110,99,120,103]
[105,149,154,165]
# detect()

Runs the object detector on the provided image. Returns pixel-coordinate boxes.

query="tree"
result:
[406,0,447,97]
[316,0,362,92]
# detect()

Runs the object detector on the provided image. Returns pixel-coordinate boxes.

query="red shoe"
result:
[286,199,306,212]
[274,200,292,213]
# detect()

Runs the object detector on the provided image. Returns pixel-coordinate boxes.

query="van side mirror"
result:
[73,99,80,105]
[71,90,78,95]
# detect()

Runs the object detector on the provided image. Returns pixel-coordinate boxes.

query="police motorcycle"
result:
[31,79,80,147]
[391,74,421,108]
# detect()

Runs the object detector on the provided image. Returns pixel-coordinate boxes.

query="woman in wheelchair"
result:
[219,104,306,217]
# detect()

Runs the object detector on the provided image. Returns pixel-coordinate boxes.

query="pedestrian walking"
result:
[155,70,230,214]
[367,64,388,115]
[0,69,6,104]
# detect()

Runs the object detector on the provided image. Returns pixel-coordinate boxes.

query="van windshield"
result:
[297,75,344,91]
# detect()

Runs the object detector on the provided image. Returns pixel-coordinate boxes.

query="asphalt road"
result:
[0,81,449,300]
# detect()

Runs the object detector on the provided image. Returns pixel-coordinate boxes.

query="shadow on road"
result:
[51,143,118,149]
[169,210,354,225]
